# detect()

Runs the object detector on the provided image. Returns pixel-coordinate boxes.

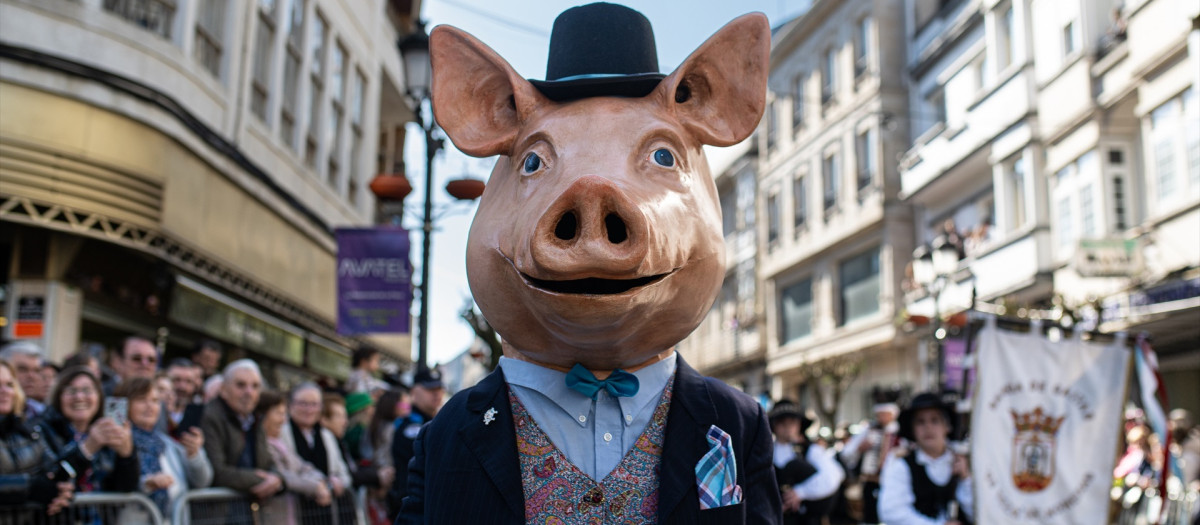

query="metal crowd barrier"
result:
[172,487,365,525]
[1114,487,1200,525]
[0,492,164,525]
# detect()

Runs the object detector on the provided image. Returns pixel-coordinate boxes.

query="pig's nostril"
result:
[605,213,628,244]
[555,212,578,241]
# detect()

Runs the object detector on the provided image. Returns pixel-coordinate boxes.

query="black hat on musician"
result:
[529,3,667,101]
[898,392,957,442]
[768,399,814,432]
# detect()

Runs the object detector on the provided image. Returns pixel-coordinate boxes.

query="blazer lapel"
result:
[458,368,524,520]
[658,357,718,521]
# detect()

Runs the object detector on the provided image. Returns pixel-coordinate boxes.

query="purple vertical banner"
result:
[942,338,966,392]
[336,228,412,335]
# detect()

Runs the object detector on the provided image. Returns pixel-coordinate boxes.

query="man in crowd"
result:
[0,341,48,420]
[840,401,901,524]
[770,400,845,525]
[388,368,444,515]
[166,358,205,436]
[104,335,159,394]
[202,359,283,500]
[346,348,386,395]
[190,339,224,380]
[1170,409,1200,490]
[285,382,351,523]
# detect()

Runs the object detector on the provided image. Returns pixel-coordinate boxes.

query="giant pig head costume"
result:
[432,4,770,372]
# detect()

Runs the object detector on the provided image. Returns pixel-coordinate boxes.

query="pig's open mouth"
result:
[521,273,671,295]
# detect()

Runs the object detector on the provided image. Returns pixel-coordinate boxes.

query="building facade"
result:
[678,140,769,400]
[758,0,916,426]
[0,0,420,387]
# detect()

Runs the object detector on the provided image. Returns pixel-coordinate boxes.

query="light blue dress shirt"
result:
[498,353,677,481]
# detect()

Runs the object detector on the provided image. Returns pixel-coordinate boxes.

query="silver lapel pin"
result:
[483,407,497,426]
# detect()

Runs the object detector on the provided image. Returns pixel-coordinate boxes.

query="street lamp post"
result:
[912,236,960,392]
[398,24,484,373]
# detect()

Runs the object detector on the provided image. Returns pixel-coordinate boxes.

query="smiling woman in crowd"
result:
[257,389,332,522]
[0,360,77,515]
[114,377,212,515]
[35,366,139,493]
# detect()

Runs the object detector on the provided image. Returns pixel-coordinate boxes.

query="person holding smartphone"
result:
[1,360,77,515]
[35,366,139,493]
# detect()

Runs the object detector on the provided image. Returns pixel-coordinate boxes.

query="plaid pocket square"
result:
[695,424,743,509]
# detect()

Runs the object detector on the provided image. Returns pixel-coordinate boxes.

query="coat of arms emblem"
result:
[1010,407,1065,492]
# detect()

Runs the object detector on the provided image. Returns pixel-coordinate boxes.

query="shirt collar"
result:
[915,447,952,466]
[499,353,677,428]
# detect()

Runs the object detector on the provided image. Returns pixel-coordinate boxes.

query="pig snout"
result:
[529,175,650,279]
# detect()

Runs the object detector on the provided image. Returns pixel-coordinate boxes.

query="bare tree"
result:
[460,300,503,371]
[799,354,863,428]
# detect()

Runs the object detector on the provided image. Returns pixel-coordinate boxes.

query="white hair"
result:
[290,381,321,400]
[222,359,262,382]
[0,341,43,362]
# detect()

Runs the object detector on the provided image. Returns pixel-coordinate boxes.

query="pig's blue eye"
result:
[523,152,542,173]
[653,149,675,167]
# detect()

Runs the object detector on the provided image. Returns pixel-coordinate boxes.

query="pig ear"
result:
[430,25,548,157]
[653,13,771,147]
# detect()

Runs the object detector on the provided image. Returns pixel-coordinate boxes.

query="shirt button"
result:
[625,415,633,423]
[578,415,587,423]
[603,432,613,442]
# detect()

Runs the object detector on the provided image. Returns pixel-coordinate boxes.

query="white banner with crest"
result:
[971,322,1130,524]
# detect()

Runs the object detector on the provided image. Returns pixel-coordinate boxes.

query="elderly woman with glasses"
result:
[35,366,139,493]
[114,377,211,515]
[1,360,78,515]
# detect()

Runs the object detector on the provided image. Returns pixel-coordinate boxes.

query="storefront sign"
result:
[336,228,412,335]
[307,339,351,381]
[1075,238,1140,277]
[14,296,45,338]
[169,284,304,365]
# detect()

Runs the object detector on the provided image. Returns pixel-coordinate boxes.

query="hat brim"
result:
[530,73,666,102]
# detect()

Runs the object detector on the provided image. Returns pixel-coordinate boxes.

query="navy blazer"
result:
[397,357,782,524]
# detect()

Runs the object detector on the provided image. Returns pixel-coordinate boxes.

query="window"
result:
[855,128,876,191]
[1147,89,1200,207]
[792,74,805,131]
[823,150,840,216]
[737,170,756,233]
[780,278,813,342]
[1006,157,1027,231]
[766,100,778,149]
[721,191,737,236]
[855,17,871,79]
[1112,176,1126,231]
[1061,18,1078,56]
[103,0,175,39]
[349,69,366,207]
[793,174,808,232]
[251,0,276,121]
[839,247,881,325]
[767,193,780,248]
[1056,195,1073,250]
[1051,150,1098,254]
[996,5,1014,71]
[194,0,225,78]
[1080,183,1096,238]
[306,13,328,168]
[327,43,347,189]
[822,47,837,103]
[280,0,304,147]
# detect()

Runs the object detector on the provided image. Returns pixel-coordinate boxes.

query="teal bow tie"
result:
[565,364,640,399]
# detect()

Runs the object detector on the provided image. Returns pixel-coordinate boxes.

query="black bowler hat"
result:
[898,392,957,442]
[768,399,814,432]
[529,3,667,101]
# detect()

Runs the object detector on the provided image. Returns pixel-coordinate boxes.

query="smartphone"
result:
[104,397,128,427]
[176,404,204,435]
[54,460,77,483]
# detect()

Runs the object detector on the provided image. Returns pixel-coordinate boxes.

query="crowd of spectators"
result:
[0,338,440,525]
